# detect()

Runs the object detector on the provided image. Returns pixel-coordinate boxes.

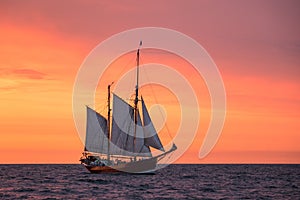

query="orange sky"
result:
[0,0,299,163]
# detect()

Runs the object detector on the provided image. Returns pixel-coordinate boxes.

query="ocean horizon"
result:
[0,164,299,199]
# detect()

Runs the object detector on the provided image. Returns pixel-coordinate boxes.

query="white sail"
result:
[80,43,178,174]
[111,94,151,157]
[142,97,165,152]
[85,106,109,153]
[135,110,152,155]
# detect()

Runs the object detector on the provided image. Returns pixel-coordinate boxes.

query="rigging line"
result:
[86,103,105,112]
[110,53,137,104]
[111,53,136,87]
[123,113,132,154]
[140,54,173,139]
[141,65,174,141]
[95,104,107,115]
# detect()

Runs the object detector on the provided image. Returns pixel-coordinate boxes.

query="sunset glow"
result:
[0,0,299,163]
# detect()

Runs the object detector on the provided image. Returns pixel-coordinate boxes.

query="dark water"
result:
[0,164,299,199]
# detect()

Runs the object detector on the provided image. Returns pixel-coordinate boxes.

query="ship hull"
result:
[84,157,157,174]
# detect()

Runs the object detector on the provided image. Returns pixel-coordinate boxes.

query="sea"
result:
[0,164,299,199]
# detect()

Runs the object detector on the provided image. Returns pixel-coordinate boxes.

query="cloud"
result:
[0,68,49,91]
[11,69,47,80]
[0,68,48,79]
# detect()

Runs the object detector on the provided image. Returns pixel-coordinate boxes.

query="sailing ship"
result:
[80,42,177,173]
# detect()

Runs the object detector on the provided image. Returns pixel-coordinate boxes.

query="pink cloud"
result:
[0,68,47,80]
[12,69,47,80]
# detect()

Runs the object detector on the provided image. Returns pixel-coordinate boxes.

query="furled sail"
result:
[85,106,109,153]
[142,97,165,152]
[110,94,151,157]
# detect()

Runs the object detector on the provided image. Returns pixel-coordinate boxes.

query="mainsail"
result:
[142,97,165,152]
[110,94,152,157]
[80,42,178,174]
[85,106,109,153]
[85,94,165,157]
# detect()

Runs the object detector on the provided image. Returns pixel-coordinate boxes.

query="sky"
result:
[0,0,299,163]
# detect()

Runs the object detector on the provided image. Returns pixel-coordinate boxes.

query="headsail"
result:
[85,106,109,153]
[136,110,152,154]
[142,97,165,152]
[81,42,178,174]
[110,94,152,157]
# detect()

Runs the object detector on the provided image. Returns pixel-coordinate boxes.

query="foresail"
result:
[110,94,151,157]
[142,97,165,152]
[136,110,152,155]
[85,106,109,153]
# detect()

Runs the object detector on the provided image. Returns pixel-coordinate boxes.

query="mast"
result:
[134,41,142,155]
[107,82,113,161]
